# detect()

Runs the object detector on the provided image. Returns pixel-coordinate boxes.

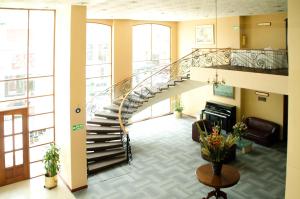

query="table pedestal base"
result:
[203,188,227,199]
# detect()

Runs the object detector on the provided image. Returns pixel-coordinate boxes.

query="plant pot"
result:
[212,162,223,176]
[175,111,182,118]
[44,175,57,189]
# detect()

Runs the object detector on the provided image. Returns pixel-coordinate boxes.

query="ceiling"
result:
[0,0,287,21]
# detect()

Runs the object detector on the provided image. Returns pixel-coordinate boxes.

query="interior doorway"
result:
[0,108,29,186]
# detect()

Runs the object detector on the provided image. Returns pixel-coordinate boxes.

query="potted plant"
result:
[174,101,184,118]
[43,144,60,189]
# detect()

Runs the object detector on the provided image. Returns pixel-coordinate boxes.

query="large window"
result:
[0,9,55,177]
[86,23,112,119]
[132,24,171,120]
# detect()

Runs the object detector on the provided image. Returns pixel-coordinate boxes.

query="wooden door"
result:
[0,108,29,186]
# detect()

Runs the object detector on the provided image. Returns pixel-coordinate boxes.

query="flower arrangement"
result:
[196,122,238,163]
[232,121,247,139]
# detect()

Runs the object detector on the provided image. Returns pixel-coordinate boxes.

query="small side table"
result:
[237,139,253,153]
[196,164,240,199]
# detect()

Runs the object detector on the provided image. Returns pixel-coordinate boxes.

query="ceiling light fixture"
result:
[207,70,225,88]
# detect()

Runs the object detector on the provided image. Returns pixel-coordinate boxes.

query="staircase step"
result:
[145,87,162,95]
[128,95,147,103]
[159,84,169,90]
[167,80,176,86]
[95,111,131,120]
[86,125,122,133]
[88,156,127,174]
[87,134,121,141]
[134,91,154,99]
[104,104,137,114]
[87,149,125,161]
[174,77,184,83]
[180,74,190,80]
[113,99,141,108]
[87,118,126,126]
[87,142,123,151]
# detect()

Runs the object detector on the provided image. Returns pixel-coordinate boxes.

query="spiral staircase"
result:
[86,48,230,174]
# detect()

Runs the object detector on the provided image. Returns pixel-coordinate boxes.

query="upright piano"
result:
[201,101,236,133]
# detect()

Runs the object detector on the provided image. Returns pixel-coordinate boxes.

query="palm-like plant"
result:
[43,144,60,177]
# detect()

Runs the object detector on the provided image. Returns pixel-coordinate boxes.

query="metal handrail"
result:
[117,48,228,135]
[86,63,172,117]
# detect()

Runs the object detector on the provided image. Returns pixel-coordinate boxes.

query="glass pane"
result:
[86,64,111,78]
[152,98,171,117]
[5,152,14,168]
[86,77,111,98]
[29,10,54,77]
[29,96,53,115]
[0,79,27,101]
[14,134,23,150]
[86,23,111,65]
[86,94,111,120]
[0,9,28,81]
[133,24,151,61]
[4,115,12,135]
[28,76,53,97]
[29,128,54,147]
[14,114,23,134]
[30,144,50,162]
[4,136,13,152]
[29,113,53,131]
[15,150,23,165]
[0,99,27,112]
[152,24,171,60]
[30,161,44,178]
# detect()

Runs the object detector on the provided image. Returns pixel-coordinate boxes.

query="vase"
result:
[212,162,223,176]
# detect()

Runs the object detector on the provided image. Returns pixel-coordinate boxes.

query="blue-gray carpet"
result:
[74,115,286,199]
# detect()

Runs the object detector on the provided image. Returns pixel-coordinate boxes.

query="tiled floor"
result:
[74,115,287,199]
[0,115,287,199]
[0,175,75,199]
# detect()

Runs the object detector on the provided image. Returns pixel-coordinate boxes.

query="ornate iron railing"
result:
[230,49,288,69]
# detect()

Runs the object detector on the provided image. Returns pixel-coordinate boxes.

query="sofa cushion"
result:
[246,117,278,133]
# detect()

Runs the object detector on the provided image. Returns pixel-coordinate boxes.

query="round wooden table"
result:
[196,164,240,199]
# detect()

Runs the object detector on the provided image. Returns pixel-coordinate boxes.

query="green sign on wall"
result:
[72,124,84,132]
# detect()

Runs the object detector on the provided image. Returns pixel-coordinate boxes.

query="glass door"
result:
[0,108,29,186]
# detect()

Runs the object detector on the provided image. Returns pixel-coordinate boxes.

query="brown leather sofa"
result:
[243,117,280,147]
[192,120,236,163]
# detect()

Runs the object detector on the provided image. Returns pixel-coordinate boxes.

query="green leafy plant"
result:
[174,100,184,112]
[43,144,60,177]
[196,122,238,162]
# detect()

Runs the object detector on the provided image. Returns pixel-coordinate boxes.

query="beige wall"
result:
[241,13,287,49]
[177,16,240,57]
[182,85,242,120]
[286,0,300,198]
[69,5,87,189]
[55,5,87,190]
[241,89,284,139]
[178,16,241,120]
